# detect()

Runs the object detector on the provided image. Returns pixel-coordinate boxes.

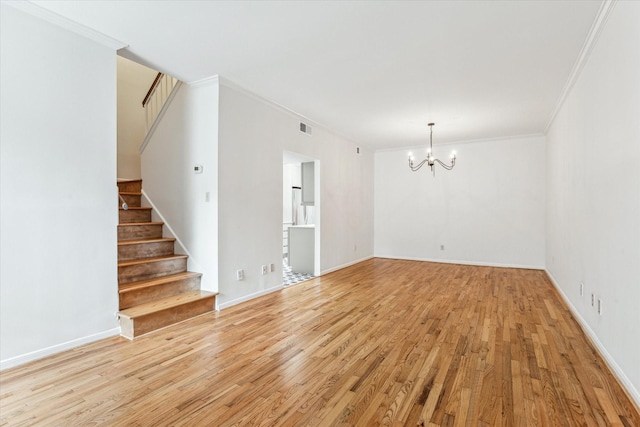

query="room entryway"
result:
[283,151,319,286]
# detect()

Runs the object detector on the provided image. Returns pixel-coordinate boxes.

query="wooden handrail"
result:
[142,72,163,107]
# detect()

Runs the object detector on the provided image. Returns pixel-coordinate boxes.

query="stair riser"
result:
[120,296,216,339]
[119,276,201,309]
[117,180,142,193]
[118,240,175,262]
[118,224,163,241]
[119,209,152,223]
[119,258,187,284]
[120,194,141,207]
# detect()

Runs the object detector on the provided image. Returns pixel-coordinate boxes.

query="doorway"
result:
[283,151,319,286]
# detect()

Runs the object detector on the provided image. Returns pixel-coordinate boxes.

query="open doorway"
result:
[283,151,319,286]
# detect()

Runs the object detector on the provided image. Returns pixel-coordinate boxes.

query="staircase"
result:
[116,179,217,339]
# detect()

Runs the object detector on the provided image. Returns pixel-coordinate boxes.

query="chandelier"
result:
[408,123,456,175]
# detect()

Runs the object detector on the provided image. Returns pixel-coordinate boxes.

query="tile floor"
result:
[282,258,314,286]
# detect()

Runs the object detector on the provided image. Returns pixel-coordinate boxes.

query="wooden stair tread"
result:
[118,254,187,268]
[119,191,142,196]
[119,206,152,211]
[118,222,163,227]
[117,290,217,319]
[118,237,176,246]
[117,178,142,183]
[119,271,202,293]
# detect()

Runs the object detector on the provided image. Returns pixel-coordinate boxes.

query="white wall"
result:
[282,163,302,224]
[218,81,374,307]
[0,4,119,369]
[546,1,640,402]
[374,135,546,268]
[140,80,219,292]
[117,56,157,179]
[283,164,293,224]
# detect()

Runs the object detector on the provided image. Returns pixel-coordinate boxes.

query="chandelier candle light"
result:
[408,123,456,176]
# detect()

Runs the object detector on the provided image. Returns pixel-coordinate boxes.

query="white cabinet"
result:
[301,161,314,206]
[288,225,314,274]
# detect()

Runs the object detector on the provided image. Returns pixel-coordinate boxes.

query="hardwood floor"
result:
[1,259,638,426]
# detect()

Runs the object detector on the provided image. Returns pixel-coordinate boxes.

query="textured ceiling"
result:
[31,0,602,150]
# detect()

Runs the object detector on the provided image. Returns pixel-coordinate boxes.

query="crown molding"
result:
[3,0,127,50]
[376,132,545,153]
[545,0,616,133]
[216,76,323,128]
[187,75,220,88]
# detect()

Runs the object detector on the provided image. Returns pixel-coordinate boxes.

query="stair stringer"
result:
[140,189,217,309]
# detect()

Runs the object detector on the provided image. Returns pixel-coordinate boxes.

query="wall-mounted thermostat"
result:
[193,164,203,174]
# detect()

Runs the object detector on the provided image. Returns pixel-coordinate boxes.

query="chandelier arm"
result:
[432,158,455,170]
[408,158,430,171]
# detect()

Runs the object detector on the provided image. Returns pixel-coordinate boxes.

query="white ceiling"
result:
[30,0,602,150]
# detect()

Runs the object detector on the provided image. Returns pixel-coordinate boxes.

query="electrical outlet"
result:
[236,269,244,281]
[598,299,602,315]
[591,293,595,306]
[270,263,275,272]
[580,282,583,296]
[261,265,268,275]
[440,245,445,251]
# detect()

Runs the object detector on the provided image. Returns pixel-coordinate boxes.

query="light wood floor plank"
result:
[1,259,638,426]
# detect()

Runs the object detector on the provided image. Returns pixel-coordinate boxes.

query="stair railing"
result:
[142,72,178,133]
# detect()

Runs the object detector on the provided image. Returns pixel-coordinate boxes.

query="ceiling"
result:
[30,0,602,151]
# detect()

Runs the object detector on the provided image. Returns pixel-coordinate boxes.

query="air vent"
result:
[299,122,312,135]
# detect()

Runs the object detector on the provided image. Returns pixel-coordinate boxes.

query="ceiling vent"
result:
[299,122,312,135]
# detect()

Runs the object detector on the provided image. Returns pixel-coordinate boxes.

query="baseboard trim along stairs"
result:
[116,179,217,339]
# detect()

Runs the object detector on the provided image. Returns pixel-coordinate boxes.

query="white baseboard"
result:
[545,269,640,409]
[218,285,284,310]
[0,327,121,372]
[218,257,374,310]
[374,254,544,270]
[320,256,374,275]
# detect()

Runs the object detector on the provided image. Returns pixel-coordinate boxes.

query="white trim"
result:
[217,285,284,310]
[0,327,120,371]
[215,76,362,147]
[140,190,191,261]
[544,0,616,133]
[545,269,640,408]
[4,1,127,50]
[219,257,375,309]
[320,256,374,275]
[139,190,206,281]
[139,81,183,154]
[188,75,220,88]
[374,254,544,271]
[217,76,320,127]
